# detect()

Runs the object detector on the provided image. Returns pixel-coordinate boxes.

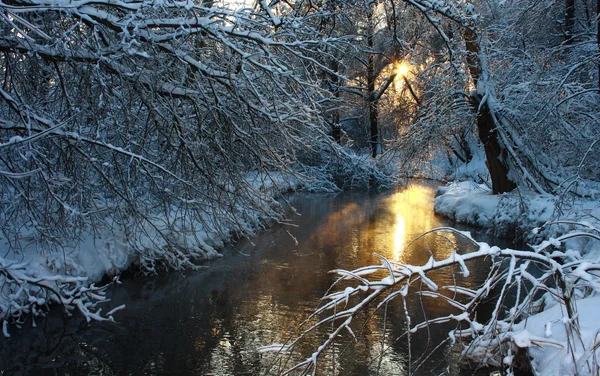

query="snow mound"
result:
[434,181,554,234]
[517,296,600,375]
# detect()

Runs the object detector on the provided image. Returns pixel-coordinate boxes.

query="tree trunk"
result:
[330,59,342,143]
[402,76,421,106]
[332,120,341,143]
[369,98,379,158]
[367,9,379,158]
[463,26,517,194]
[472,94,517,194]
[565,0,575,44]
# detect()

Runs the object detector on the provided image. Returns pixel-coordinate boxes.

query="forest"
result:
[1,0,600,374]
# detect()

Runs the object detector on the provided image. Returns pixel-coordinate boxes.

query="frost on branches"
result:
[269,226,600,376]
[0,0,387,331]
[0,257,124,338]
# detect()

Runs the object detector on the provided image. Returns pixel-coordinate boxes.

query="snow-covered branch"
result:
[272,226,600,375]
[0,256,122,337]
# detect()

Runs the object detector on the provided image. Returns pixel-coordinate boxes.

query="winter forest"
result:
[1,0,600,374]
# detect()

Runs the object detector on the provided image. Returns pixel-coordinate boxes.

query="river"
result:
[0,181,517,375]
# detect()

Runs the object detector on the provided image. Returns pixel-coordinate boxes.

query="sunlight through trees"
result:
[1,2,600,373]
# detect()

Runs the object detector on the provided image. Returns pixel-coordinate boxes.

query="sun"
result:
[396,62,411,77]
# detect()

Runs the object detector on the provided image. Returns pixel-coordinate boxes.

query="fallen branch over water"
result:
[265,225,600,375]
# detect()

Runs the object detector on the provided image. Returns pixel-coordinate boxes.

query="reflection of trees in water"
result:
[274,184,495,374]
[372,267,496,375]
[0,271,241,375]
[0,311,112,375]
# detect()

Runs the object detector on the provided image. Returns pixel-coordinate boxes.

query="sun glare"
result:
[396,62,410,77]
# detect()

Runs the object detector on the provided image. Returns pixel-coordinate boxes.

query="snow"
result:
[434,180,555,234]
[434,179,600,375]
[515,296,600,375]
[0,171,300,336]
[257,343,291,353]
[449,149,489,183]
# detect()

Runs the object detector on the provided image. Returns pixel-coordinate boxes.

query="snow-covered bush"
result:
[271,226,600,375]
[297,143,394,191]
[0,0,343,257]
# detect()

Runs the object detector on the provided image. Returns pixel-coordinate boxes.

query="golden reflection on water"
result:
[305,182,455,267]
[393,213,406,260]
[388,183,440,262]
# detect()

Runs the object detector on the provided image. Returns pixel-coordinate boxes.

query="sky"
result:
[218,0,255,9]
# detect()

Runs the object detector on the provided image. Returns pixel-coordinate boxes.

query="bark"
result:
[329,60,341,143]
[367,12,379,158]
[369,98,379,158]
[565,0,576,44]
[471,94,517,194]
[463,27,517,194]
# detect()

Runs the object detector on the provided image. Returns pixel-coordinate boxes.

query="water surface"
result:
[0,181,515,375]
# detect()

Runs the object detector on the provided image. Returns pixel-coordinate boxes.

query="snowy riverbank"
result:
[434,181,556,236]
[434,180,600,375]
[0,172,303,336]
[0,143,391,337]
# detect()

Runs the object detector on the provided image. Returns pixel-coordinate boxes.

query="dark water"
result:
[0,181,517,375]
